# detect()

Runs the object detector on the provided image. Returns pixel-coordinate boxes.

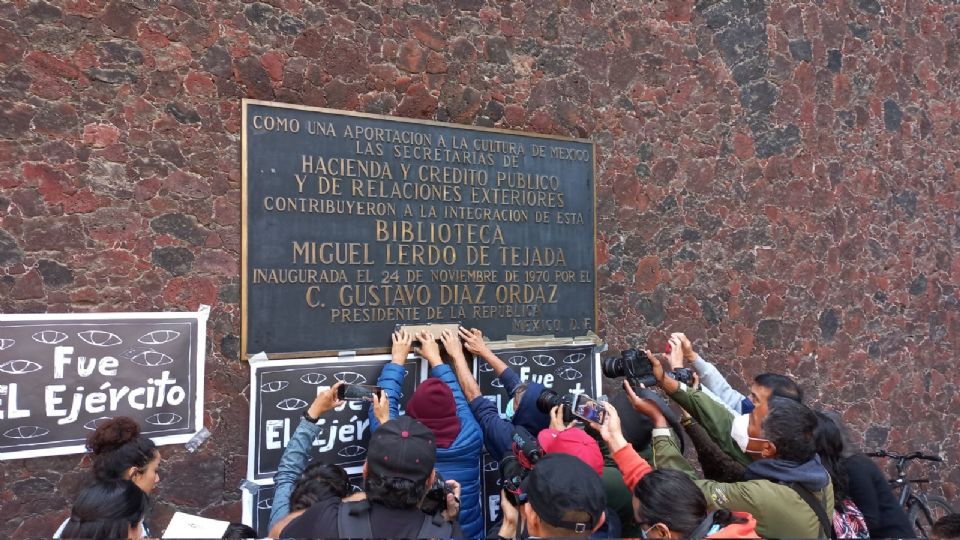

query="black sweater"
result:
[845,453,915,538]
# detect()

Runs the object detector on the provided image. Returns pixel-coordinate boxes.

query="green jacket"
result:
[652,432,834,538]
[668,383,752,467]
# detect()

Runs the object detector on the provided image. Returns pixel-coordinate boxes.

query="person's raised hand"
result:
[674,332,697,363]
[646,349,666,383]
[589,402,629,452]
[308,381,344,419]
[459,327,491,358]
[666,335,685,370]
[416,330,441,366]
[440,329,466,362]
[441,479,462,523]
[372,389,391,425]
[391,330,413,364]
[499,489,519,529]
[623,379,668,428]
[549,404,575,432]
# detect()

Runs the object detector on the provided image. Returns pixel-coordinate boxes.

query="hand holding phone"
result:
[337,383,383,402]
[572,394,607,425]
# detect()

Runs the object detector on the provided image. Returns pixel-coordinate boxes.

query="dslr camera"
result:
[601,348,658,388]
[535,389,607,425]
[420,471,454,515]
[499,426,543,506]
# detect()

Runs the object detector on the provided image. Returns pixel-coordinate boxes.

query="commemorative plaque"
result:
[242,100,596,358]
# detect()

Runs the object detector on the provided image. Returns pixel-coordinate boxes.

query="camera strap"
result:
[687,510,720,539]
[635,388,685,454]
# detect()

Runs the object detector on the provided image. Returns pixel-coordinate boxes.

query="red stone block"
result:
[162,275,219,310]
[260,51,285,81]
[82,123,120,148]
[410,19,447,52]
[397,39,426,73]
[24,50,80,79]
[11,269,44,299]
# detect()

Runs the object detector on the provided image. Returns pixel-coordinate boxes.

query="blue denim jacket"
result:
[268,417,321,529]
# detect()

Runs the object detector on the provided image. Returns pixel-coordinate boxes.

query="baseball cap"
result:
[366,416,436,482]
[537,428,604,475]
[525,453,606,533]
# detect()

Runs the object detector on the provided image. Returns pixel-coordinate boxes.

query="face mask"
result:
[504,397,516,420]
[730,413,752,453]
[740,397,755,415]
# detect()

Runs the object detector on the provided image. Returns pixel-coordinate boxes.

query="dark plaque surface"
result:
[247,355,420,481]
[243,100,596,357]
[0,312,206,459]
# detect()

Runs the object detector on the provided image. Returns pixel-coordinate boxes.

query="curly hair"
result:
[86,417,158,482]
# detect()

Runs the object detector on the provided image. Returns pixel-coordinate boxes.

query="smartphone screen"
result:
[572,394,606,424]
[338,384,382,402]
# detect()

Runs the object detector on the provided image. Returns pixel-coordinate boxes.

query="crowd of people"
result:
[59,329,958,539]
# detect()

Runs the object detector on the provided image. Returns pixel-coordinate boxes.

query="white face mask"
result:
[730,413,751,453]
[504,397,516,420]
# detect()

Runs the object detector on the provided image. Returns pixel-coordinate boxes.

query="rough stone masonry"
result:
[1,0,959,535]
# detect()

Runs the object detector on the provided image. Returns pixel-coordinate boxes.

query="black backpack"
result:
[337,500,455,539]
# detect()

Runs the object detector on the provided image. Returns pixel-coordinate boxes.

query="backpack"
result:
[832,499,870,539]
[337,500,455,539]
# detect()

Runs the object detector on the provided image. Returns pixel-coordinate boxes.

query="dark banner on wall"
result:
[475,342,600,416]
[247,354,422,482]
[0,309,208,460]
[242,100,596,358]
[243,473,364,537]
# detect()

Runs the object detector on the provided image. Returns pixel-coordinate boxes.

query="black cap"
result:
[525,453,606,533]
[367,416,436,482]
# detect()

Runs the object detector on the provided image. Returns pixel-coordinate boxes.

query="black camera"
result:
[601,348,658,388]
[499,454,527,506]
[670,367,695,386]
[420,471,454,515]
[510,426,543,468]
[535,389,574,423]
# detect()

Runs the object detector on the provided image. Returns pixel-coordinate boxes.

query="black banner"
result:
[481,452,503,535]
[475,343,599,416]
[0,311,207,460]
[245,472,364,537]
[242,100,596,357]
[247,355,421,481]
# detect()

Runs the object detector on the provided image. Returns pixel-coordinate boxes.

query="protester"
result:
[813,411,871,538]
[819,410,914,538]
[499,453,607,538]
[221,523,258,538]
[55,416,159,538]
[370,328,484,540]
[682,408,747,482]
[448,327,550,459]
[60,480,149,540]
[670,333,754,414]
[280,414,462,538]
[268,381,388,534]
[623,379,833,538]
[656,334,803,466]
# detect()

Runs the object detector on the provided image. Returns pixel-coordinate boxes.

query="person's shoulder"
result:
[282,497,341,537]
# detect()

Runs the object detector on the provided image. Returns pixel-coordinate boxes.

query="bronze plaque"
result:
[242,100,596,358]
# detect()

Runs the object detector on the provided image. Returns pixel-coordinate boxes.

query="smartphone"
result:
[337,384,382,402]
[571,394,606,424]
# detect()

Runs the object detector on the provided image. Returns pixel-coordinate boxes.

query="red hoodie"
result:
[612,445,759,539]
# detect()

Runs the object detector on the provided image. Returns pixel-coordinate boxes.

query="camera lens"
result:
[600,355,624,379]
[535,388,563,414]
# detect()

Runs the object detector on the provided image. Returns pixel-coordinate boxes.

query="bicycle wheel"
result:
[925,495,956,522]
[909,496,956,538]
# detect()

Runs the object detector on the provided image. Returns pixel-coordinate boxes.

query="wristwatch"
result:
[302,410,320,423]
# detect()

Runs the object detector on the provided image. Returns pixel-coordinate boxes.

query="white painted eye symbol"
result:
[138,330,181,345]
[32,330,68,345]
[337,445,367,457]
[129,350,174,367]
[483,460,500,472]
[334,372,367,385]
[478,363,494,372]
[257,498,273,510]
[491,378,504,388]
[350,483,363,493]
[276,398,308,411]
[532,355,556,367]
[4,426,50,439]
[260,381,289,393]
[0,338,14,350]
[563,353,586,364]
[299,373,327,385]
[145,412,183,426]
[555,367,583,381]
[507,356,527,366]
[77,330,123,347]
[0,359,42,375]
[83,417,114,431]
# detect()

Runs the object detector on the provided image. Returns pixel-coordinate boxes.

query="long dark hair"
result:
[86,417,157,482]
[633,469,745,535]
[814,411,851,511]
[61,480,148,539]
[290,462,351,511]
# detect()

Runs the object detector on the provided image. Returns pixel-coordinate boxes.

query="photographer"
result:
[281,415,463,538]
[369,329,484,540]
[669,332,753,414]
[269,381,387,532]
[499,453,607,539]
[622,381,833,538]
[448,327,550,459]
[655,335,803,467]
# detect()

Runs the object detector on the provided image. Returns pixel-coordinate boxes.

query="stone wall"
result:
[1,0,958,535]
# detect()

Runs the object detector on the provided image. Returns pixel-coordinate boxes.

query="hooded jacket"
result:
[467,366,550,460]
[370,363,484,540]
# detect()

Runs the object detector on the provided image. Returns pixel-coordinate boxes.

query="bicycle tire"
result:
[908,496,955,538]
[924,495,956,522]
